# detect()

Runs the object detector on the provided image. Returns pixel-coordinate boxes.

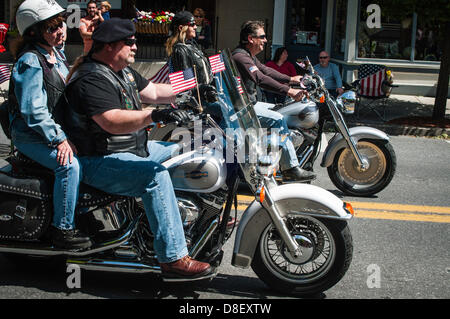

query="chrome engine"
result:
[289,130,305,148]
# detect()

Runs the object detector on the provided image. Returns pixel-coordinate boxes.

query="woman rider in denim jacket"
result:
[9,0,91,249]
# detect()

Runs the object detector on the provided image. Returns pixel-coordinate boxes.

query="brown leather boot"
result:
[160,256,211,278]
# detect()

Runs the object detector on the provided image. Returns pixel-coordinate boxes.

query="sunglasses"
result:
[122,38,137,46]
[194,15,203,18]
[253,34,267,39]
[187,21,196,26]
[46,22,63,33]
[319,56,329,59]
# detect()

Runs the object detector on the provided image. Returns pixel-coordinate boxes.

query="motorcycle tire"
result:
[327,139,397,197]
[251,216,353,297]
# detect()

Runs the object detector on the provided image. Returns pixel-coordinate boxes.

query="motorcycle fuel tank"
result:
[163,148,227,193]
[278,100,319,129]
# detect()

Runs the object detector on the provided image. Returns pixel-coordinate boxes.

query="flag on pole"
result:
[169,67,197,94]
[150,62,170,84]
[0,64,11,85]
[236,76,244,94]
[208,53,226,74]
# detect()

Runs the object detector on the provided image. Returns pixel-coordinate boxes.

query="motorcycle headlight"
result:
[338,91,356,114]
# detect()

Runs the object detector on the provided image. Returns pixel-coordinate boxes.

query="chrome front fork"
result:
[327,99,369,171]
[256,177,302,258]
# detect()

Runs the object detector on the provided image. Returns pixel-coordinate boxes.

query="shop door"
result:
[286,0,327,66]
[188,0,216,54]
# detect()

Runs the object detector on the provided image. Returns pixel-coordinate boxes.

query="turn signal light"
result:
[344,202,354,215]
[256,186,265,203]
[319,95,325,103]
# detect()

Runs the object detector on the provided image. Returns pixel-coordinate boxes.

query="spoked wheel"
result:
[252,215,352,296]
[327,139,396,196]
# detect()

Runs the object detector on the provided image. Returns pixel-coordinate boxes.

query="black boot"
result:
[282,166,316,182]
[52,227,92,250]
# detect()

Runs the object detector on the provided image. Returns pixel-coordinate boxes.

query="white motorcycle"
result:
[0,51,353,296]
[273,59,396,196]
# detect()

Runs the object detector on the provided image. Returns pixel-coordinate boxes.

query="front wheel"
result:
[327,139,396,196]
[252,215,353,296]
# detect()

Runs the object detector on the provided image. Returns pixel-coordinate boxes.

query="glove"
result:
[175,92,201,113]
[199,84,218,103]
[151,108,191,124]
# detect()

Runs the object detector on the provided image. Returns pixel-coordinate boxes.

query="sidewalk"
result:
[344,94,450,137]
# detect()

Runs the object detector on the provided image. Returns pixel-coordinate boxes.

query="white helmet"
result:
[16,0,65,35]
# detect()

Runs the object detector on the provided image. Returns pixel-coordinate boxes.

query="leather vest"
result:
[232,47,263,103]
[8,47,67,119]
[61,61,149,158]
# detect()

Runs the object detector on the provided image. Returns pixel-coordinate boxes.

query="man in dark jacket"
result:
[63,18,211,279]
[232,20,316,182]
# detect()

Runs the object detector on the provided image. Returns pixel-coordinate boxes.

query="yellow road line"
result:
[350,202,450,215]
[354,210,450,223]
[235,195,450,223]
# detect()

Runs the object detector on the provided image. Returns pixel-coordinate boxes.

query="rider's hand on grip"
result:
[287,88,307,102]
[199,84,218,103]
[151,108,191,125]
[175,92,201,113]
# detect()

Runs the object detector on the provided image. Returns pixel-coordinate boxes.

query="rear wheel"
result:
[251,215,352,296]
[327,139,396,196]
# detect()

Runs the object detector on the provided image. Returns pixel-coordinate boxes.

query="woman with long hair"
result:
[165,11,213,86]
[9,0,90,249]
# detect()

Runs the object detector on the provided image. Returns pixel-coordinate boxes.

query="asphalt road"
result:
[0,135,449,302]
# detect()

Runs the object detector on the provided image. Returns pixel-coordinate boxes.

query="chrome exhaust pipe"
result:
[189,218,219,258]
[67,258,160,274]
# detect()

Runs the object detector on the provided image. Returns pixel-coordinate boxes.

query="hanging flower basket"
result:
[133,10,174,35]
[134,21,170,34]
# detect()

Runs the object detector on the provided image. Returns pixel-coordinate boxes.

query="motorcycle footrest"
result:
[161,267,218,283]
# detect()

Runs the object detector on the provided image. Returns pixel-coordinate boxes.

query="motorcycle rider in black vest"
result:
[60,18,211,279]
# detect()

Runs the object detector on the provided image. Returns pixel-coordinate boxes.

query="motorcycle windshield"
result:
[214,50,266,169]
[217,50,260,130]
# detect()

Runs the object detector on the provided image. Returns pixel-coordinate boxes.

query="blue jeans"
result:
[13,141,82,230]
[254,103,299,171]
[79,141,188,263]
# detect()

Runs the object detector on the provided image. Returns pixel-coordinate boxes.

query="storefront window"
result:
[331,0,347,58]
[288,0,323,47]
[415,14,441,61]
[358,0,412,60]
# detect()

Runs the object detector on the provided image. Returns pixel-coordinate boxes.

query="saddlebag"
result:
[0,166,52,241]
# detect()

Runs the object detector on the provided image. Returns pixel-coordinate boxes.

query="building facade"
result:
[2,0,447,96]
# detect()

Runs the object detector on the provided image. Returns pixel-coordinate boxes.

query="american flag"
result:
[358,64,386,97]
[0,64,11,85]
[169,67,197,94]
[208,53,226,74]
[149,60,174,84]
[236,76,244,94]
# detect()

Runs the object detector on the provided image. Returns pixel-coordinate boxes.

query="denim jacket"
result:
[10,44,68,147]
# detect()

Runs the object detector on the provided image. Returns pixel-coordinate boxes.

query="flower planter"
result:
[134,21,169,35]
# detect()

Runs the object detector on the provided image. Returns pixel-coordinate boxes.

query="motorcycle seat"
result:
[5,152,127,207]
[7,152,53,179]
[0,165,51,199]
